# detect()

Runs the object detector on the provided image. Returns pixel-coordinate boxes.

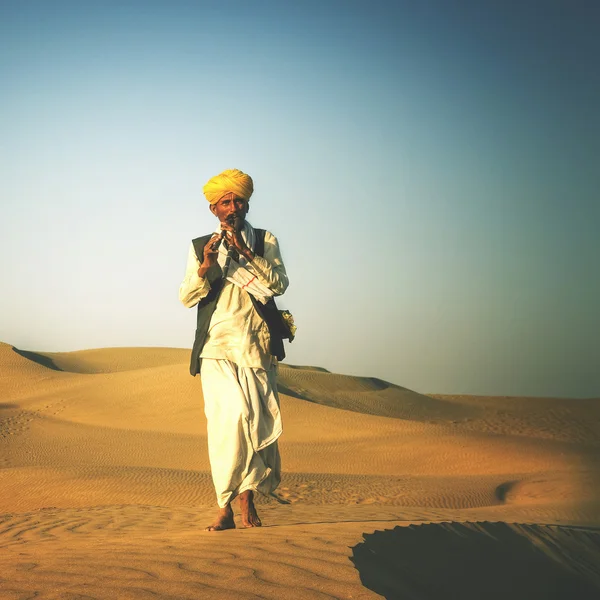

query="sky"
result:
[1,0,599,398]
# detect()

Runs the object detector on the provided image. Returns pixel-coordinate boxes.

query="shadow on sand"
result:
[350,521,600,600]
[12,347,63,371]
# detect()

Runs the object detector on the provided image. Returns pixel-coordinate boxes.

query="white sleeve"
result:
[179,242,211,308]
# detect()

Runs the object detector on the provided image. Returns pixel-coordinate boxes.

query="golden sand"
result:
[1,341,599,598]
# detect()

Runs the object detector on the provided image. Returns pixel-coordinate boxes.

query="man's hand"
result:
[220,223,255,262]
[198,233,222,277]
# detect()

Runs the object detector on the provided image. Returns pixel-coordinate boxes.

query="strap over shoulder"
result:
[254,228,266,258]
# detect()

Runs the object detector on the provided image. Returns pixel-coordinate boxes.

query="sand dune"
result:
[1,342,599,598]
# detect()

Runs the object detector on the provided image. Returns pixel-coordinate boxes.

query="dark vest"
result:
[188,228,286,376]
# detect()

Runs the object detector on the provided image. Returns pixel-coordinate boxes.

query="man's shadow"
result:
[350,521,600,600]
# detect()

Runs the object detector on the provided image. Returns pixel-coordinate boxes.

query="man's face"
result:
[210,192,249,227]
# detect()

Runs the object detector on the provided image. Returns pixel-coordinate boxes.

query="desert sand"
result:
[1,341,599,599]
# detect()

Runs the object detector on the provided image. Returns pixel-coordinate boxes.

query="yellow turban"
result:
[203,168,254,204]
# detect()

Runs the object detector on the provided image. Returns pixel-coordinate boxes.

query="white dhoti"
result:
[200,358,283,508]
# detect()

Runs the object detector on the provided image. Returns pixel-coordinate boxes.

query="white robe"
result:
[200,358,282,507]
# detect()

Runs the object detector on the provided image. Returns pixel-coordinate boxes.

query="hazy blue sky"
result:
[1,0,598,397]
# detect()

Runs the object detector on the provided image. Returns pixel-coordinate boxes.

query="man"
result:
[179,168,289,531]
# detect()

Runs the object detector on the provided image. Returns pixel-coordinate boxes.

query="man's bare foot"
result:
[239,490,262,528]
[205,505,235,531]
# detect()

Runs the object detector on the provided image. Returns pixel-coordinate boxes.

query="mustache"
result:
[225,214,243,229]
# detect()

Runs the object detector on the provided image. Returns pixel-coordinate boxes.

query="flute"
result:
[222,215,241,278]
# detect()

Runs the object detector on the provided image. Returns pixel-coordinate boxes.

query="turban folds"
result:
[203,169,254,204]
